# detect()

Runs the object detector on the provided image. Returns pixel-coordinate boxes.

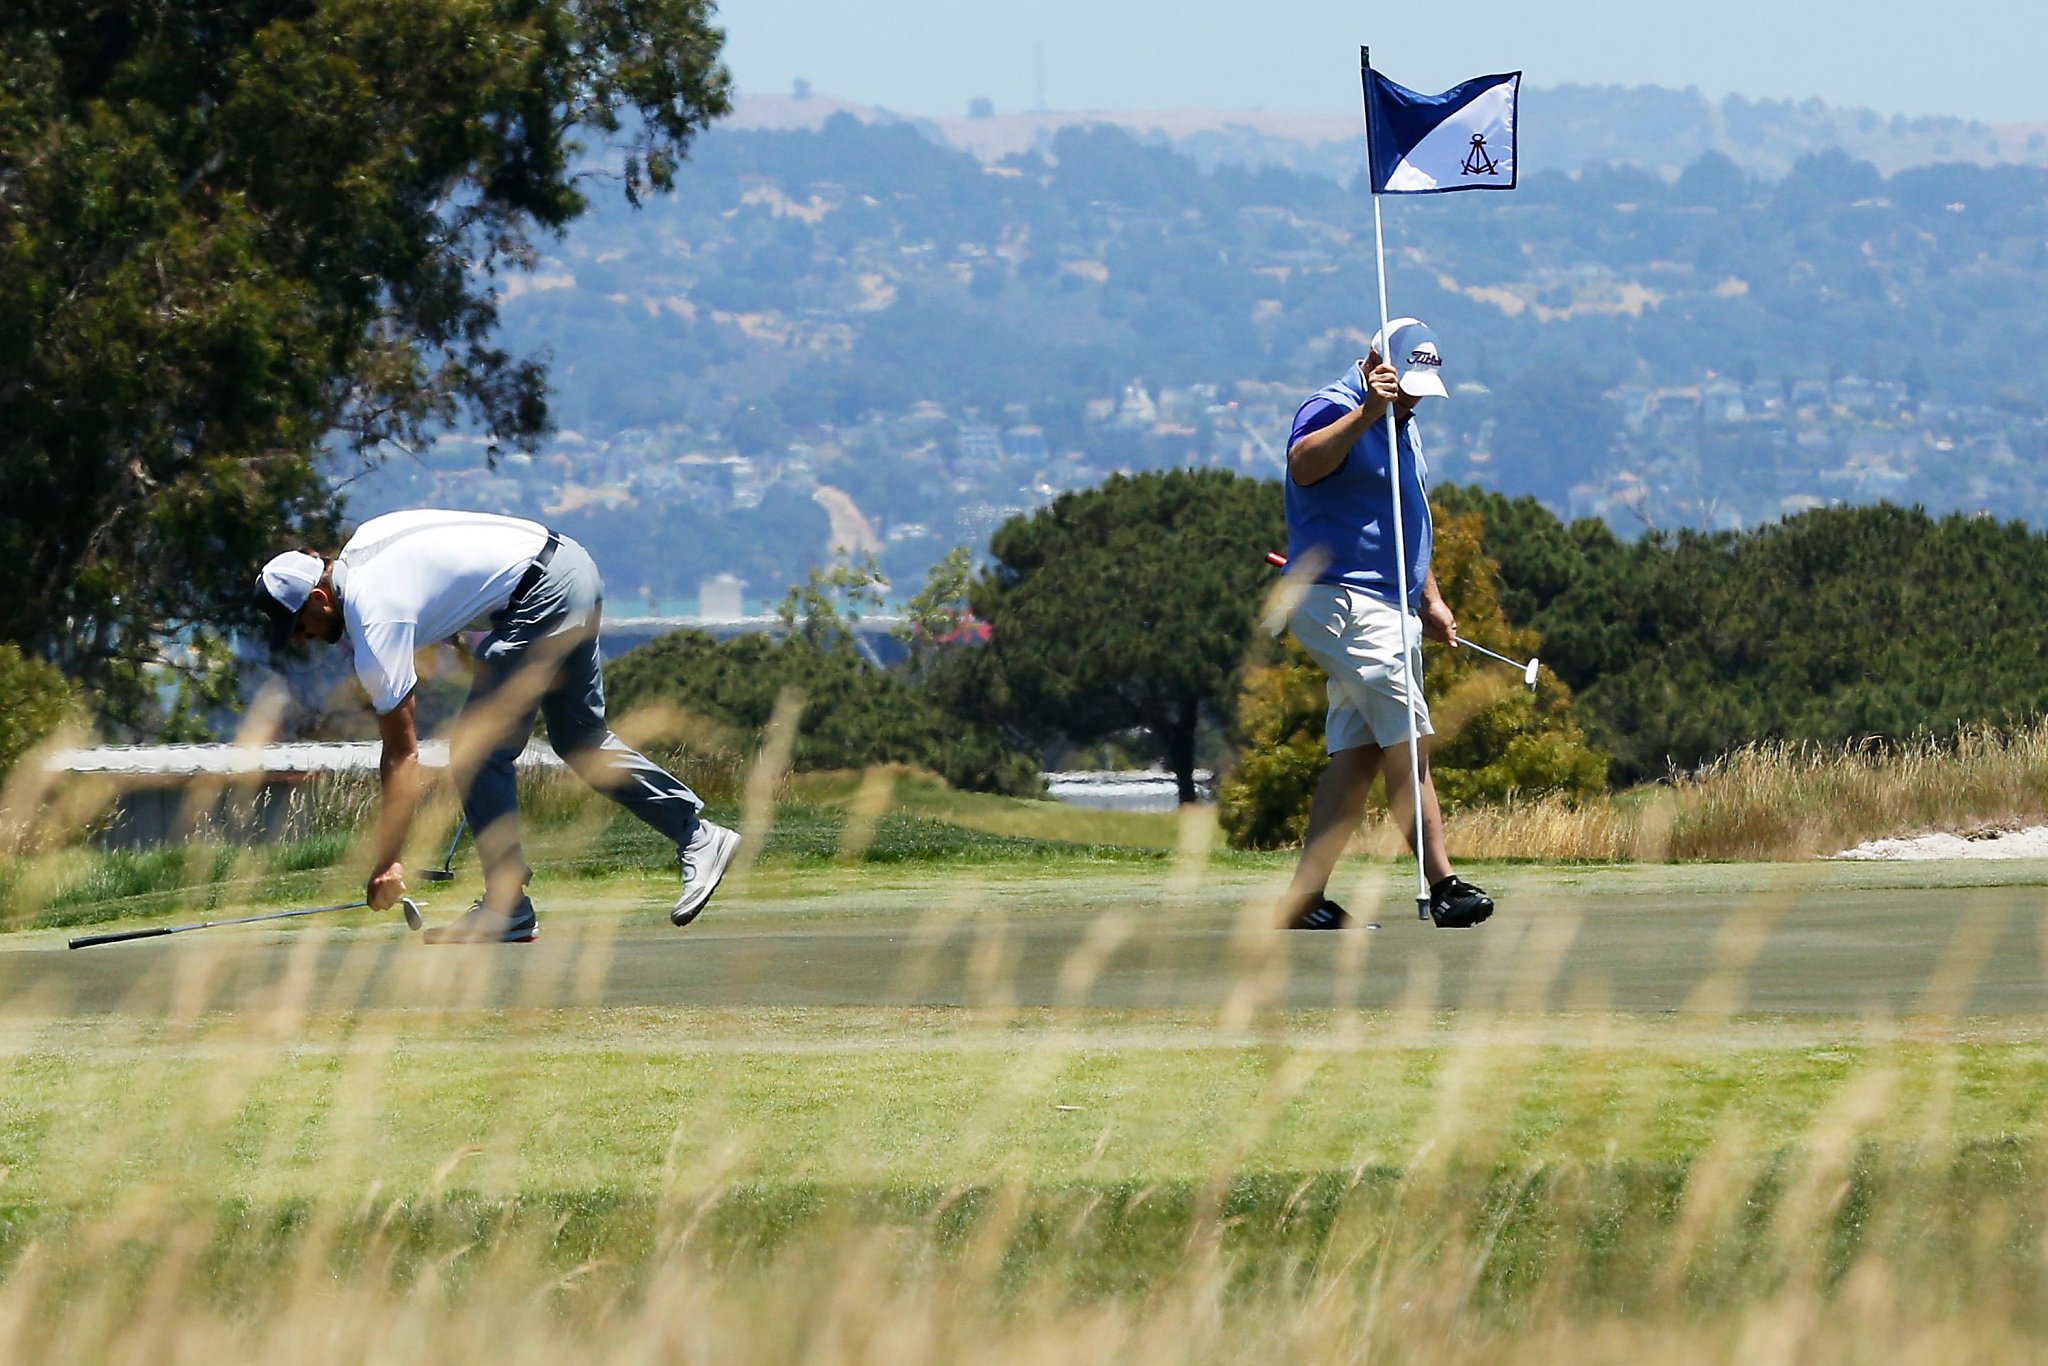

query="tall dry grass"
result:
[0,885,2042,1360]
[1445,721,2048,862]
[4,1146,2045,1364]
[7,704,2048,1359]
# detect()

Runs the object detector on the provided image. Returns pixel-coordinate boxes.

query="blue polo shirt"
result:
[1283,392,1432,611]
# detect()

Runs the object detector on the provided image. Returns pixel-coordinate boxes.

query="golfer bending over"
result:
[1275,319,1494,930]
[253,509,740,942]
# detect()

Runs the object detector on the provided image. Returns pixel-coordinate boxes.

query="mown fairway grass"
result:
[6,787,2048,1359]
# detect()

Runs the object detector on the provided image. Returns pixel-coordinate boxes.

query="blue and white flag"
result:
[1361,59,1520,195]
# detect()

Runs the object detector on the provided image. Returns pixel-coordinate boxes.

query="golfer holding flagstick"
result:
[1273,321,1494,930]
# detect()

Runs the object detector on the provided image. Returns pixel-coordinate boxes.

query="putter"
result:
[69,896,424,949]
[1457,638,1541,689]
[422,816,466,883]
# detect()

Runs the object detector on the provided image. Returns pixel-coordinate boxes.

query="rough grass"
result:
[1444,722,2048,862]
[0,989,2046,1359]
[17,724,2048,933]
[4,733,2048,1359]
[0,786,1171,933]
[8,745,2048,1356]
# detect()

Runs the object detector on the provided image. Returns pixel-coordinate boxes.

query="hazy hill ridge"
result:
[342,88,2048,607]
[729,87,2048,181]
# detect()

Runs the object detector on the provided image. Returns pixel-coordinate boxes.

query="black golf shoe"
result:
[423,895,538,944]
[1287,897,1354,930]
[1428,875,1494,928]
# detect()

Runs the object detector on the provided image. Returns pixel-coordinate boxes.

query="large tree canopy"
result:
[0,0,729,724]
[962,469,1286,804]
[1436,489,2048,782]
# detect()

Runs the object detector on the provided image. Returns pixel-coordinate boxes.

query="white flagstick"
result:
[1364,51,1432,924]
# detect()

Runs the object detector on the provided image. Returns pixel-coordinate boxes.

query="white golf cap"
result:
[253,550,324,650]
[1368,317,1448,399]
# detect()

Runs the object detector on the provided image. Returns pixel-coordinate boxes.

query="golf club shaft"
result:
[69,899,366,949]
[1457,638,1524,669]
[424,816,467,881]
[68,896,422,949]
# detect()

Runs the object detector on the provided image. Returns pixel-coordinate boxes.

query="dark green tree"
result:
[895,546,978,677]
[0,0,729,725]
[0,643,86,783]
[604,629,1041,797]
[1435,490,2048,782]
[966,470,1285,804]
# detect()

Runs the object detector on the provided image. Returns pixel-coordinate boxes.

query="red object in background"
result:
[1265,551,1288,568]
[925,613,992,646]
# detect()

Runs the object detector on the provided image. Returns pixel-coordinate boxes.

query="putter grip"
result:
[69,925,175,949]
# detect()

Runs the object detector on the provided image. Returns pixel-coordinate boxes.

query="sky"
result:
[718,1,2047,125]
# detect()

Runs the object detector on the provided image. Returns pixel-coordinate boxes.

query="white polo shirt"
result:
[332,510,549,713]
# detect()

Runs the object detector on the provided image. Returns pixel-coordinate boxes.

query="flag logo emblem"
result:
[1460,134,1499,177]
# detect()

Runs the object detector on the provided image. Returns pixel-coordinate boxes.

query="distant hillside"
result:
[338,105,2048,608]
[487,113,2048,429]
[728,86,2048,181]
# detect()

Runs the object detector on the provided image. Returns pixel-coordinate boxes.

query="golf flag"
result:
[1362,61,1520,195]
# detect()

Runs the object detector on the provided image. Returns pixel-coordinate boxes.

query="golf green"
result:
[13,858,2048,1016]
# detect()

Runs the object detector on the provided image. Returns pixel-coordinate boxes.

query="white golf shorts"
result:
[1288,583,1433,754]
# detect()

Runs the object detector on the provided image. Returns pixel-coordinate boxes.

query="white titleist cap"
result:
[1367,317,1448,399]
[253,550,324,650]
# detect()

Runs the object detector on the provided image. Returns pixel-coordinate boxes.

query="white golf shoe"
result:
[673,819,740,926]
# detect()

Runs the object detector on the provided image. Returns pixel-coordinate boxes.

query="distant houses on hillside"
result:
[342,365,2048,591]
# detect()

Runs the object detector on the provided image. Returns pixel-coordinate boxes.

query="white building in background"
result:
[955,424,1004,464]
[1702,380,1745,424]
[698,573,746,619]
[1116,381,1158,426]
[726,456,764,508]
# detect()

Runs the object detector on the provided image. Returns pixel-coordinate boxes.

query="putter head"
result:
[420,868,455,882]
[1523,657,1540,689]
[399,897,424,932]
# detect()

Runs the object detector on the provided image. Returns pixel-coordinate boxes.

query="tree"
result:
[0,643,85,783]
[1672,150,1748,208]
[1217,503,1608,850]
[1428,493,2048,783]
[895,547,981,676]
[604,628,1041,798]
[775,556,889,653]
[968,470,1286,804]
[607,558,1039,796]
[0,1,729,725]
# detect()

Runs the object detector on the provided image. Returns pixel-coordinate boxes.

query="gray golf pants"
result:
[452,535,700,900]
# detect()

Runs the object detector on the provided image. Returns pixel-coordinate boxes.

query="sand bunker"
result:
[1835,825,2048,860]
